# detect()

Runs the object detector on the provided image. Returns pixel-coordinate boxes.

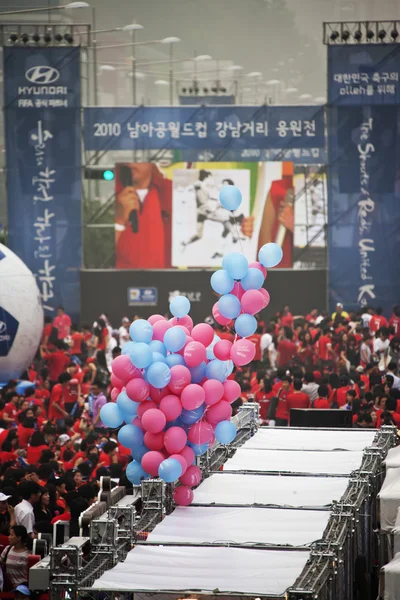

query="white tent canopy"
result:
[379,466,400,532]
[385,446,400,470]
[382,552,400,600]
[194,473,349,507]
[147,506,331,546]
[223,448,364,475]
[92,545,310,596]
[243,428,376,451]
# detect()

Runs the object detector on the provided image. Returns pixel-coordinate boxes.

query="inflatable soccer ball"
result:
[0,244,43,382]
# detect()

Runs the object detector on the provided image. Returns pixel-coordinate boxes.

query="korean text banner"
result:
[328,44,400,105]
[83,105,325,151]
[3,47,82,320]
[328,49,400,314]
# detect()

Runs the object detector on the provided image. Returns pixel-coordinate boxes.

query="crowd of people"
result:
[0,301,399,591]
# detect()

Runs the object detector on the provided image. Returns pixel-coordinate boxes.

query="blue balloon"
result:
[149,340,167,356]
[121,341,136,356]
[165,353,186,367]
[215,420,237,444]
[189,442,209,456]
[205,359,227,383]
[147,361,171,388]
[164,326,187,352]
[126,460,149,485]
[241,268,264,291]
[224,360,234,376]
[158,458,183,483]
[129,319,153,343]
[117,391,139,416]
[210,270,234,295]
[189,361,206,383]
[181,404,205,425]
[235,313,257,338]
[258,242,283,268]
[222,252,248,280]
[130,342,152,369]
[170,295,191,318]
[16,381,35,395]
[120,411,136,425]
[218,294,241,319]
[206,334,220,360]
[118,424,144,449]
[100,403,124,429]
[152,352,168,364]
[219,184,242,211]
[131,445,149,462]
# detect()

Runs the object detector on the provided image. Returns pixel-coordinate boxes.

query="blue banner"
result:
[328,46,400,315]
[3,47,82,320]
[328,44,400,105]
[178,147,327,164]
[179,95,235,105]
[83,105,325,152]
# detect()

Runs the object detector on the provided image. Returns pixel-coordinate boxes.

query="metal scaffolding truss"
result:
[323,20,400,45]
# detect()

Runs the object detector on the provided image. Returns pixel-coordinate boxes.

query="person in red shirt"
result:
[297,331,314,370]
[369,308,388,336]
[53,306,72,340]
[69,325,85,360]
[2,392,19,425]
[306,308,319,324]
[41,342,71,386]
[255,378,274,423]
[99,441,118,467]
[17,409,36,448]
[389,306,400,336]
[48,373,72,425]
[277,329,298,368]
[286,379,311,422]
[93,319,109,353]
[313,385,331,409]
[330,375,357,408]
[115,163,172,269]
[26,431,50,465]
[275,376,292,425]
[42,316,54,347]
[281,306,294,329]
[247,327,262,363]
[318,329,335,370]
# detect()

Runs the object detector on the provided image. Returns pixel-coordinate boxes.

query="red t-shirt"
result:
[99,451,111,467]
[97,328,108,351]
[43,351,70,382]
[329,386,353,408]
[256,390,274,421]
[42,323,53,345]
[48,384,66,420]
[281,313,294,328]
[369,315,388,335]
[17,425,35,449]
[389,315,400,335]
[218,331,235,343]
[314,398,330,409]
[247,334,261,361]
[286,392,310,411]
[277,339,297,366]
[70,332,84,355]
[53,313,72,339]
[318,336,332,361]
[3,402,17,422]
[275,389,289,421]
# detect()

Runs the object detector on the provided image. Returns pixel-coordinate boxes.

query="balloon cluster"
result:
[212,185,283,366]
[100,296,241,506]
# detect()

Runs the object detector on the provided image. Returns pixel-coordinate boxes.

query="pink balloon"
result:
[179,465,202,487]
[188,421,214,445]
[112,355,140,384]
[249,261,267,278]
[159,394,183,421]
[142,451,164,477]
[179,445,195,467]
[202,379,224,406]
[137,400,158,419]
[212,302,233,327]
[110,374,123,389]
[169,365,191,395]
[149,385,169,403]
[110,387,120,402]
[164,426,188,454]
[205,400,233,425]
[184,341,207,368]
[169,453,188,475]
[132,416,144,431]
[170,315,193,332]
[259,288,271,308]
[181,384,205,410]
[144,431,165,451]
[231,281,245,300]
[148,314,166,325]
[174,485,194,506]
[213,340,233,361]
[191,323,214,348]
[152,319,172,341]
[126,378,150,402]
[141,408,167,434]
[241,289,265,315]
[223,380,241,403]
[231,338,256,366]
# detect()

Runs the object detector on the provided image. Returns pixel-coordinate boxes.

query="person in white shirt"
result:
[118,317,131,347]
[302,372,319,403]
[387,362,400,390]
[14,482,41,536]
[361,308,374,329]
[373,328,390,370]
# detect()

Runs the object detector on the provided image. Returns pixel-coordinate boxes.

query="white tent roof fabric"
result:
[379,466,400,532]
[224,448,364,475]
[383,552,400,600]
[92,545,309,596]
[147,506,331,546]
[243,428,376,451]
[194,473,349,507]
[385,446,400,469]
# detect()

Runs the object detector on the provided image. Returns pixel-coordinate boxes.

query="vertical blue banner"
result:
[3,47,82,321]
[328,45,400,315]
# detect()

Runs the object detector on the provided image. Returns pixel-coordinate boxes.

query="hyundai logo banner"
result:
[3,47,82,320]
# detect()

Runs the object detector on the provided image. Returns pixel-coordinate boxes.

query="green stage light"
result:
[103,169,114,181]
